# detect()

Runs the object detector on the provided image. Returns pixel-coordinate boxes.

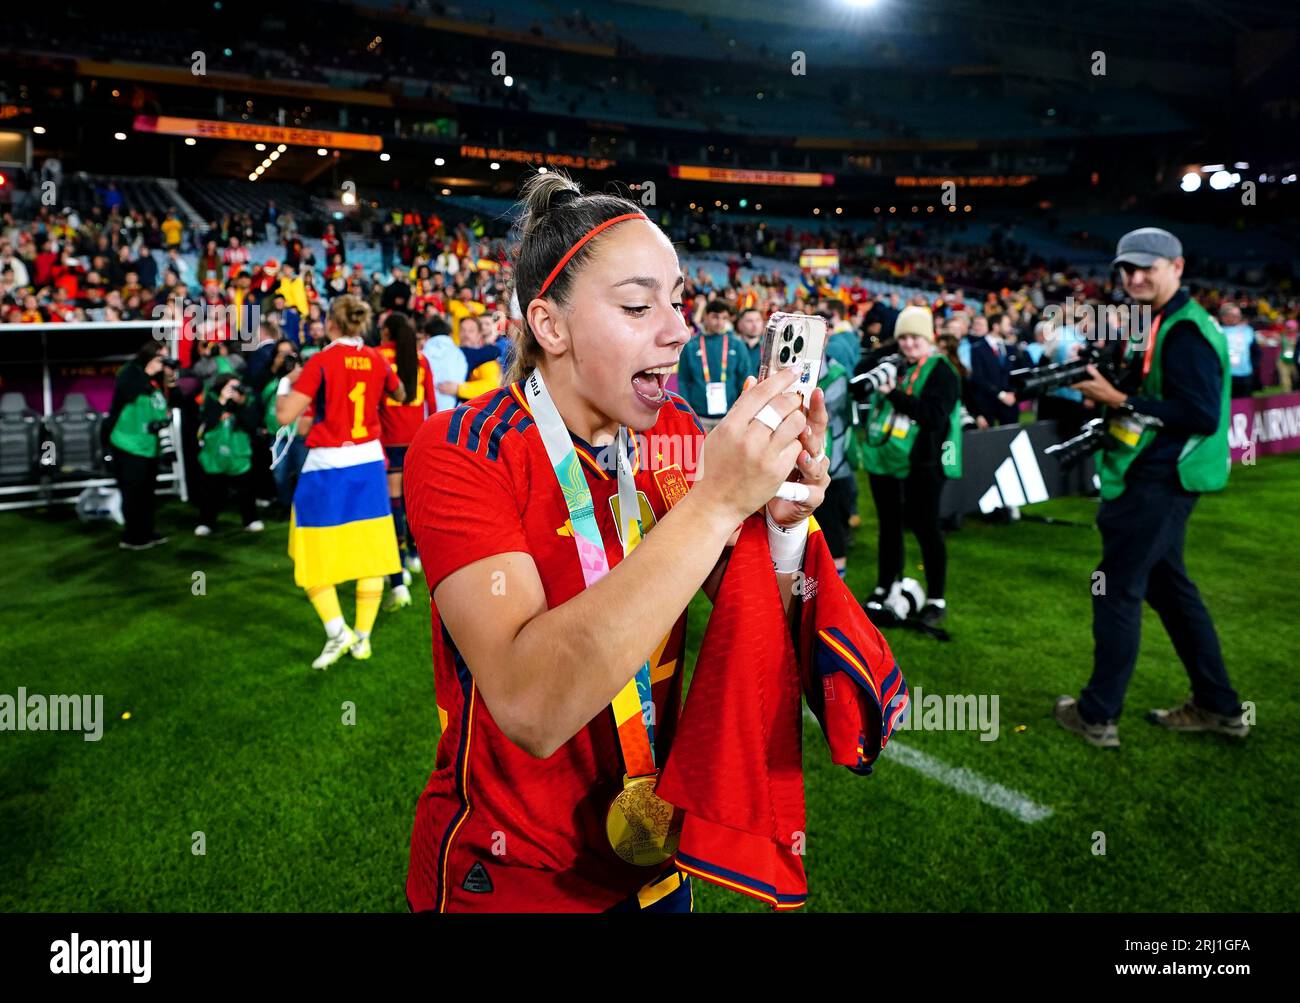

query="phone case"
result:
[757,311,827,409]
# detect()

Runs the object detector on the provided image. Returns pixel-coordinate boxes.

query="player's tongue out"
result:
[631,366,669,406]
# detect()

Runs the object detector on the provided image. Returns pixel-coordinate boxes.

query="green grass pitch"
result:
[2,456,1296,912]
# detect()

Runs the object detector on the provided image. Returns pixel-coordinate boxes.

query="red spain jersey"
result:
[404,381,706,913]
[377,345,434,447]
[293,337,400,449]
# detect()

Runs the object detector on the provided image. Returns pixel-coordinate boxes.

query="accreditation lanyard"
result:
[698,332,728,385]
[1139,315,1165,379]
[522,369,658,778]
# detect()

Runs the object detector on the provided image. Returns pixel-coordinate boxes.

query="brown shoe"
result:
[1054,696,1120,749]
[1147,697,1249,738]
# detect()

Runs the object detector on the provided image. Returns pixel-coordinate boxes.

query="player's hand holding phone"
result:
[693,366,807,527]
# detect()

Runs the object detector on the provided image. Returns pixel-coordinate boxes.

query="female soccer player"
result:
[377,312,434,610]
[276,295,408,670]
[403,171,831,913]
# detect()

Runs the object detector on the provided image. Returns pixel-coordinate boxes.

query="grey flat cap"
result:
[1113,227,1182,268]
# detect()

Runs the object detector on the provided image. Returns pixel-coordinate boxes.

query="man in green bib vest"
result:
[1054,227,1249,748]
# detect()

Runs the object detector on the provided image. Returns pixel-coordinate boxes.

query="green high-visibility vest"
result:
[197,413,253,477]
[1097,296,1230,500]
[861,354,962,479]
[109,389,169,459]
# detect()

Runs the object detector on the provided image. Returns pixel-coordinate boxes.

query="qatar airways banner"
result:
[1228,392,1300,463]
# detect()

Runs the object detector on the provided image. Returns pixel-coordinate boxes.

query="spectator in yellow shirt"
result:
[276,263,309,316]
[161,211,184,249]
[446,285,486,344]
[437,315,500,401]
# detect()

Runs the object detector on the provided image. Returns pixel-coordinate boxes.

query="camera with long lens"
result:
[1044,417,1108,467]
[1010,343,1116,396]
[146,417,178,464]
[1044,409,1163,468]
[849,353,905,403]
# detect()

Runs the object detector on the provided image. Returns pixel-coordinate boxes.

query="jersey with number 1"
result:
[378,345,435,447]
[293,337,400,449]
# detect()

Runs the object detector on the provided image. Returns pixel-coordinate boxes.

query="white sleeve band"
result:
[766,509,809,574]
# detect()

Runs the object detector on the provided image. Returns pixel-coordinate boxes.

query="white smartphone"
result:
[757,311,827,410]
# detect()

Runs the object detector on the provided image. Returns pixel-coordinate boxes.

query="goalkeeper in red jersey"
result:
[276,295,411,669]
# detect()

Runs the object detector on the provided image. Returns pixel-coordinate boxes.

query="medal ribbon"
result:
[523,369,658,778]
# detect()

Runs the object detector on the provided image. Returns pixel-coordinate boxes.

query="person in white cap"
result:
[857,305,962,627]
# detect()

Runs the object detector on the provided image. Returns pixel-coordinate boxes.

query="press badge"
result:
[890,414,913,438]
[705,381,727,416]
[1108,413,1143,447]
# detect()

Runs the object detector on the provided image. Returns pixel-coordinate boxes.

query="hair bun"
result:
[549,187,580,211]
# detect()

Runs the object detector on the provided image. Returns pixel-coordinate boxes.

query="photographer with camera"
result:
[1055,228,1249,747]
[194,374,264,536]
[104,342,179,550]
[855,306,961,626]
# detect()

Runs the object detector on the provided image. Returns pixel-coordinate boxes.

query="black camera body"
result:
[146,417,178,463]
[1010,342,1120,397]
[849,353,905,404]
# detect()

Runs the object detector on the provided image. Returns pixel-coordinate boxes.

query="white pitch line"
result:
[803,707,1054,823]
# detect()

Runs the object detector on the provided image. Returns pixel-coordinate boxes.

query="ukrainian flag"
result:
[288,439,400,587]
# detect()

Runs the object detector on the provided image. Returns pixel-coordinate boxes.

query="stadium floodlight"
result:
[1209,170,1234,190]
[1201,163,1224,172]
[341,187,356,206]
[184,137,197,146]
[504,76,514,87]
[248,173,257,181]
[755,203,761,210]
[813,207,821,215]
[261,159,271,168]
[836,207,843,214]
[379,152,390,162]
[1234,162,1249,169]
[441,188,451,195]
[490,162,500,170]
[434,157,445,166]
[1180,172,1202,192]
[538,166,548,173]
[33,126,46,135]
[316,148,327,156]
[739,199,748,208]
[269,151,280,160]
[843,0,879,7]
[113,132,126,141]
[277,144,287,153]
[255,143,266,152]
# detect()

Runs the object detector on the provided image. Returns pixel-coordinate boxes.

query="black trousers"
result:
[1080,473,1240,723]
[819,477,856,560]
[197,470,257,528]
[868,467,947,598]
[114,450,160,545]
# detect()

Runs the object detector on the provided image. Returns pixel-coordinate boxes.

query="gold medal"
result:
[605,774,680,867]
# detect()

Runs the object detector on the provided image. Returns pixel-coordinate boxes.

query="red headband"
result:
[537,212,648,297]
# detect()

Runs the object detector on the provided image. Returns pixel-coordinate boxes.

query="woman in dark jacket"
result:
[858,305,961,626]
[105,342,177,549]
